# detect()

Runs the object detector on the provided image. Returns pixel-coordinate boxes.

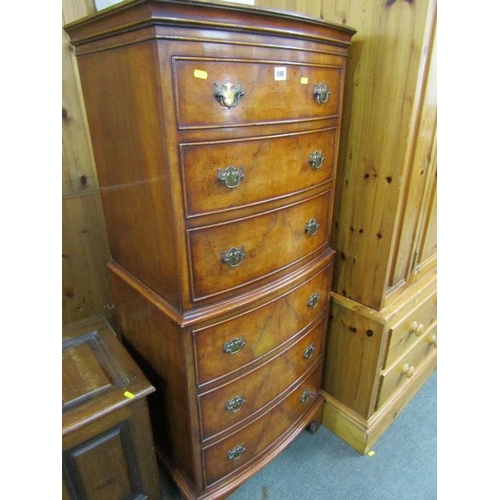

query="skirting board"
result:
[320,352,437,454]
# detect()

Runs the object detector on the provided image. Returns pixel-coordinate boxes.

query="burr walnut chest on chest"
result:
[65,1,355,498]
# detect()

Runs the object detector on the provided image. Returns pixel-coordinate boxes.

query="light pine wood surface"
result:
[62,0,113,325]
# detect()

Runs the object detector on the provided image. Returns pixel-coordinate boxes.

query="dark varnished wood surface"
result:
[62,316,161,500]
[67,9,349,312]
[62,315,155,435]
[64,0,355,48]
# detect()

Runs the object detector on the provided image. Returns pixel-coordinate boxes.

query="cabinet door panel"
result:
[415,167,437,270]
[63,420,143,500]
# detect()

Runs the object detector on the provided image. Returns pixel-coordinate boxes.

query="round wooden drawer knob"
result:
[410,321,425,337]
[429,335,437,348]
[402,363,415,378]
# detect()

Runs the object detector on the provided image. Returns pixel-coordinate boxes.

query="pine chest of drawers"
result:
[65,1,355,498]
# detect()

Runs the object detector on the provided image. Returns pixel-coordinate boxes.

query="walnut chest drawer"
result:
[62,316,161,500]
[65,2,355,498]
[173,59,342,129]
[188,190,332,301]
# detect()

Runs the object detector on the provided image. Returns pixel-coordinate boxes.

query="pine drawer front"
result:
[194,264,330,386]
[181,128,336,218]
[384,291,437,369]
[202,366,321,487]
[377,323,437,410]
[188,189,332,301]
[173,59,342,130]
[199,317,325,440]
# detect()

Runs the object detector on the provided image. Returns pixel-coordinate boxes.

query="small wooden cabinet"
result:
[320,0,437,454]
[64,1,354,498]
[62,316,161,500]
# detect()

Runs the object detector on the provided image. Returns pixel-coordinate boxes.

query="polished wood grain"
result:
[173,59,342,129]
[108,272,202,489]
[199,318,325,439]
[377,323,437,409]
[321,271,436,451]
[65,2,354,498]
[257,0,437,310]
[194,264,330,385]
[325,0,437,310]
[389,18,437,290]
[181,128,336,218]
[322,300,385,419]
[188,190,332,301]
[62,315,155,435]
[384,290,437,369]
[202,367,321,487]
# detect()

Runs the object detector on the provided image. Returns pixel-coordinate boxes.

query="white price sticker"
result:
[274,67,287,81]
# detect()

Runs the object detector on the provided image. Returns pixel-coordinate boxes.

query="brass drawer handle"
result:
[225,395,246,413]
[227,444,246,461]
[309,150,325,169]
[307,292,320,309]
[303,343,316,360]
[402,363,415,379]
[218,165,244,189]
[223,336,246,355]
[305,219,320,236]
[313,83,330,104]
[221,246,246,267]
[429,335,437,348]
[300,388,312,404]
[214,81,244,108]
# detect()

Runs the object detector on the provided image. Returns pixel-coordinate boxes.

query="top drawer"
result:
[173,58,342,129]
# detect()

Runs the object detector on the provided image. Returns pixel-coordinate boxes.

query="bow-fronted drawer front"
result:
[188,190,332,301]
[181,128,336,218]
[202,366,321,487]
[194,263,330,385]
[173,58,342,130]
[199,317,325,439]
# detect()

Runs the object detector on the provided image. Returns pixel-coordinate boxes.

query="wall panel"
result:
[62,0,113,325]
